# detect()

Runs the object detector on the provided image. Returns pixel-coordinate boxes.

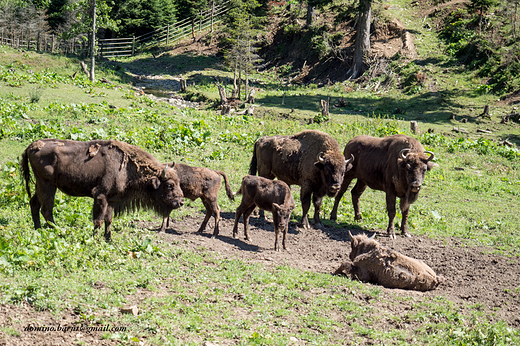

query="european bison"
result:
[334,232,444,291]
[249,130,352,229]
[160,163,234,235]
[20,139,184,241]
[232,175,295,251]
[330,134,435,238]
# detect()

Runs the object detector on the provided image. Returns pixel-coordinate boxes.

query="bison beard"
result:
[20,139,184,241]
[330,134,435,238]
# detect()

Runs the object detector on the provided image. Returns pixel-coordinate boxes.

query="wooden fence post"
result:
[166,24,170,46]
[132,36,135,56]
[51,35,55,53]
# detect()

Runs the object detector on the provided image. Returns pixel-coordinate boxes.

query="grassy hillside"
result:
[1,0,520,344]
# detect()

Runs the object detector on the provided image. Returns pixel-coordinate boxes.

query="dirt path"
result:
[160,213,520,328]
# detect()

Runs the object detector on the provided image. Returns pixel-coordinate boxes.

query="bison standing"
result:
[20,139,184,241]
[249,130,352,229]
[161,163,235,235]
[232,175,295,251]
[330,134,435,238]
[334,232,444,291]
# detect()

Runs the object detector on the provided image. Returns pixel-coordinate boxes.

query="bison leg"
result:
[312,193,323,228]
[36,182,57,227]
[103,205,113,242]
[242,204,256,241]
[351,180,367,221]
[92,194,108,238]
[399,198,411,237]
[300,185,313,229]
[232,202,248,239]
[29,194,42,229]
[197,200,213,234]
[160,216,170,233]
[385,191,398,239]
[330,176,353,221]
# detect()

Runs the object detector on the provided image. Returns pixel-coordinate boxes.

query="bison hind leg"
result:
[29,194,42,229]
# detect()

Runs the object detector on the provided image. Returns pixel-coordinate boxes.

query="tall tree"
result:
[109,0,176,37]
[346,0,371,79]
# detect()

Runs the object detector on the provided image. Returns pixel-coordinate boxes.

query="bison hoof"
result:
[388,233,397,240]
[354,215,363,221]
[402,232,411,238]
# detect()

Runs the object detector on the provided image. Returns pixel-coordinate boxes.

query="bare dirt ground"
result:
[160,212,520,328]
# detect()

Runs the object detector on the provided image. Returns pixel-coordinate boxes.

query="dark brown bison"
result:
[232,175,295,251]
[334,232,444,291]
[249,130,353,229]
[160,163,234,235]
[330,134,436,238]
[20,139,184,241]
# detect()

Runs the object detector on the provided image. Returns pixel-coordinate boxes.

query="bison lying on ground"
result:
[249,130,352,229]
[330,134,436,238]
[161,163,234,235]
[334,232,444,291]
[232,175,295,251]
[20,139,184,241]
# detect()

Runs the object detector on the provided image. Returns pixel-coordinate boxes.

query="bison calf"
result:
[161,163,234,236]
[334,232,444,291]
[232,175,295,251]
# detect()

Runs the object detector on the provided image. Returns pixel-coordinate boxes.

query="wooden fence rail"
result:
[0,0,230,59]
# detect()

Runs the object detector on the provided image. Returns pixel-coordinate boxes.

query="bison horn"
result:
[161,164,168,179]
[424,150,435,161]
[345,154,354,164]
[317,152,326,163]
[399,148,410,160]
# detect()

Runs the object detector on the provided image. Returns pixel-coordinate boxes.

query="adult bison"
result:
[20,139,184,241]
[249,130,352,229]
[330,134,436,238]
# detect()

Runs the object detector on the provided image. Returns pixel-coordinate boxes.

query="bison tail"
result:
[216,171,235,201]
[248,142,258,176]
[20,150,32,198]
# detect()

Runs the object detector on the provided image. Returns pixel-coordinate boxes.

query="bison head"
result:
[272,201,295,232]
[151,162,184,211]
[349,231,378,261]
[398,149,435,194]
[314,152,353,197]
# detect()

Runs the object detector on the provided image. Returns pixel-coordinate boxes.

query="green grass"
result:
[1,1,520,342]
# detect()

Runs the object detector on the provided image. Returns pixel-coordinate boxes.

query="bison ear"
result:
[151,176,161,189]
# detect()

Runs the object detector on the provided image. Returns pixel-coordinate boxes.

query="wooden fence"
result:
[0,29,90,56]
[0,0,230,59]
[99,0,230,58]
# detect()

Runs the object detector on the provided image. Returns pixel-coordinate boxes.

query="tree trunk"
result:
[306,4,316,27]
[346,0,372,79]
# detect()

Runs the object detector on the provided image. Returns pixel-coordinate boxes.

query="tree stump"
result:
[410,121,419,134]
[217,84,227,105]
[80,61,90,79]
[481,105,490,118]
[320,98,329,117]
[247,88,255,104]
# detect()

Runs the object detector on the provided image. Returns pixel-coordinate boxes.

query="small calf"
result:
[232,175,295,251]
[161,163,234,236]
[334,232,444,291]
